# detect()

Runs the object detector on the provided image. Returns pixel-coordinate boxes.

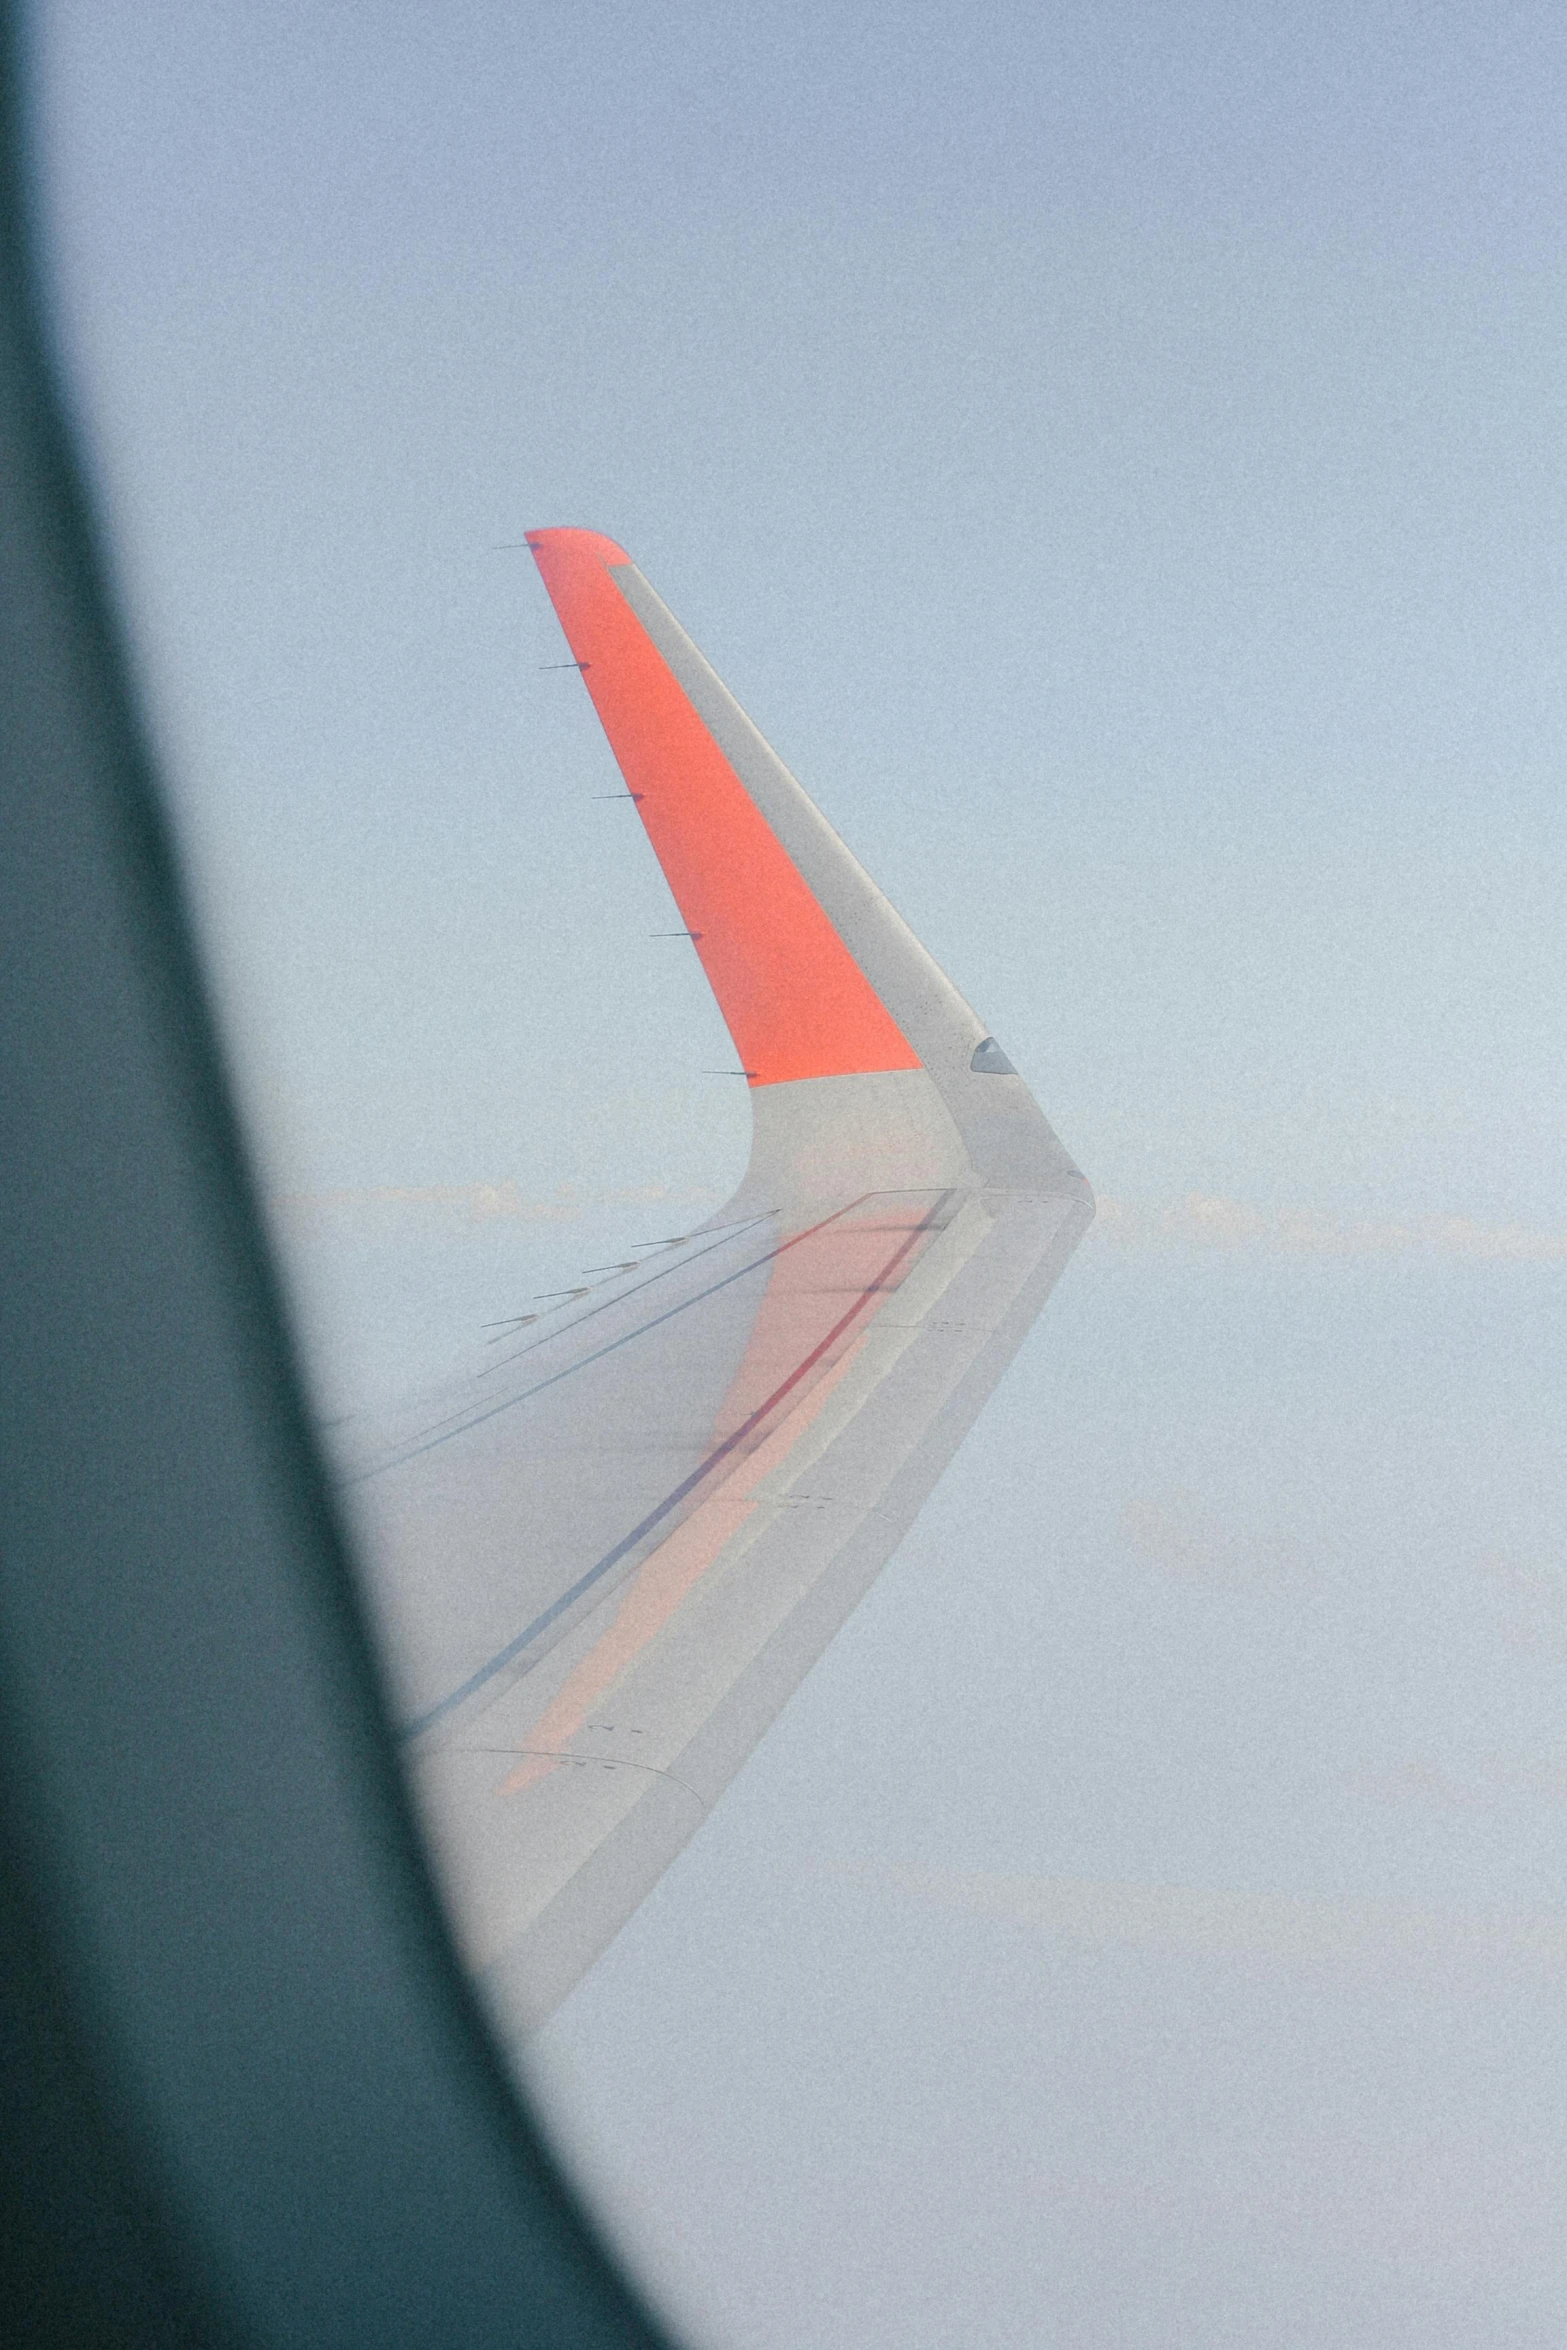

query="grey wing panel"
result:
[400,1171,1090,2032]
[346,1185,961,1738]
[344,1208,798,1739]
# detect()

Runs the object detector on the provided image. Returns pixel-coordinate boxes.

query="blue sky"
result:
[30,4,1567,2342]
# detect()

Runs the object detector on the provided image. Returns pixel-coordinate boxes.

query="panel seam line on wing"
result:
[400,1190,954,1739]
[353,1191,962,1477]
[348,1198,880,1480]
[473,1211,779,1380]
[450,1747,708,1808]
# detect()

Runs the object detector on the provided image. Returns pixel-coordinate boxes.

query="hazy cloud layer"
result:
[269,1179,725,1224]
[1095,1192,1567,1259]
[268,1181,1567,1260]
[826,1860,1567,1976]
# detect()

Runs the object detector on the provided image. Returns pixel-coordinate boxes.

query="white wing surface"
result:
[339,531,1093,2030]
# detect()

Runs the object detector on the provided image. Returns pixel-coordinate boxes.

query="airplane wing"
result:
[336,531,1093,2033]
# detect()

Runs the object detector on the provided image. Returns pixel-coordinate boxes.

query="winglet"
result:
[527,528,920,1090]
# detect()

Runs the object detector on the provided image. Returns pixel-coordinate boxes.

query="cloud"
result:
[1345,1757,1567,1812]
[268,1179,724,1225]
[823,1860,1567,1975]
[1094,1193,1567,1260]
[1118,1491,1309,1586]
[1120,1493,1219,1578]
[269,1181,1567,1258]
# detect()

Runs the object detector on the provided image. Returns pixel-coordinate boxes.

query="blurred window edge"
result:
[0,13,677,2344]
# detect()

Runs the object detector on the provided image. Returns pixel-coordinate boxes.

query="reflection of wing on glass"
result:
[338,531,1093,2029]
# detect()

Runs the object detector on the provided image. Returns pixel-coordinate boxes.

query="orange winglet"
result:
[527,528,920,1088]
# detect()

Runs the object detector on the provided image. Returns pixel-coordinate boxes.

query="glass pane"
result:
[31,6,1567,2344]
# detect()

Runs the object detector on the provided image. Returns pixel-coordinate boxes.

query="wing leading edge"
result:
[340,533,1092,2034]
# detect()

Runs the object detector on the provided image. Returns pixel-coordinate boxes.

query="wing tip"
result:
[524,526,631,568]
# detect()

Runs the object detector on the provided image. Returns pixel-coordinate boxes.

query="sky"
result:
[27,4,1567,2343]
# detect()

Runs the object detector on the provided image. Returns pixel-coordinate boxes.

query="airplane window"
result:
[28,5,1567,2346]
